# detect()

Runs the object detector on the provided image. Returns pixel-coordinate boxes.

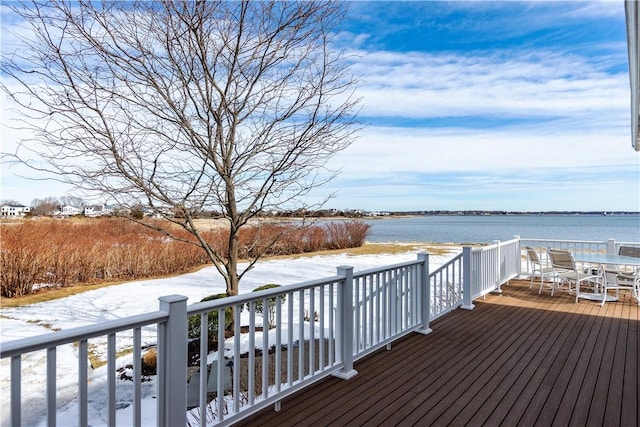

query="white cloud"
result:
[348,49,628,120]
[306,26,639,212]
[333,123,633,175]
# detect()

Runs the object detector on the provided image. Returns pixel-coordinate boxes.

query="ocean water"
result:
[361,214,640,244]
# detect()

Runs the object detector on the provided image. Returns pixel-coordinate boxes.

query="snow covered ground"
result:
[0,247,460,426]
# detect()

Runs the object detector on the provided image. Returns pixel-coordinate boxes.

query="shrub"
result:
[246,284,285,328]
[0,218,370,298]
[187,293,233,340]
[0,218,207,297]
[142,348,157,376]
[0,224,48,297]
[325,220,371,249]
[187,293,234,365]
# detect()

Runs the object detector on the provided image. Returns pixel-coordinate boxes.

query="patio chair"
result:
[186,369,203,410]
[601,246,640,306]
[602,268,640,306]
[541,248,571,296]
[618,246,640,279]
[602,246,640,274]
[619,245,640,258]
[207,359,233,393]
[186,359,233,410]
[524,246,555,290]
[547,249,602,302]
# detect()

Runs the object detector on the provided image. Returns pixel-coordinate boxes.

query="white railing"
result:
[520,238,610,256]
[499,238,521,282]
[185,273,347,425]
[0,295,188,427]
[351,254,430,362]
[186,255,434,425]
[517,237,640,276]
[430,252,464,318]
[466,238,521,303]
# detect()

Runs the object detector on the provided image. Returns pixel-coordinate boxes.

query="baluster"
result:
[79,340,88,427]
[11,355,21,426]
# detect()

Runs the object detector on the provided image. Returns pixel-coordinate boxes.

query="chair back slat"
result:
[619,246,640,258]
[548,249,575,270]
[525,246,541,263]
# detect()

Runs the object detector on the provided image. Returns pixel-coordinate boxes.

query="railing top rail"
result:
[187,274,345,316]
[353,258,424,280]
[429,252,463,276]
[0,310,168,359]
[470,237,520,253]
[500,237,520,245]
[472,245,496,253]
[520,238,608,245]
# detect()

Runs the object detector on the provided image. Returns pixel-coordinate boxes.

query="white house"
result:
[0,205,30,217]
[83,204,111,217]
[56,205,83,217]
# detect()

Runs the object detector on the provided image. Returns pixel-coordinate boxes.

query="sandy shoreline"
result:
[191,215,416,230]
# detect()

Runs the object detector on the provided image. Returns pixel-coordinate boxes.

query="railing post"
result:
[158,295,188,427]
[416,252,432,335]
[390,269,398,335]
[514,235,522,277]
[333,266,358,380]
[494,240,503,293]
[461,247,475,310]
[607,238,617,255]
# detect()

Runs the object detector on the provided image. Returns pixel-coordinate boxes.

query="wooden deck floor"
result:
[242,280,640,426]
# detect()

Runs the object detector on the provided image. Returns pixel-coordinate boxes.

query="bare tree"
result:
[2,1,360,296]
[30,197,61,216]
[59,195,85,209]
[0,199,25,206]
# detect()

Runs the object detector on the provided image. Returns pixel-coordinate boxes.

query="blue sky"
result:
[1,1,639,212]
[319,0,639,212]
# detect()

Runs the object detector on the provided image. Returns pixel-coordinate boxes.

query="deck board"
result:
[241,280,639,426]
[621,300,639,427]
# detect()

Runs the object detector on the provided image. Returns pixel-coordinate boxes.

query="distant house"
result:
[369,211,390,217]
[56,205,83,217]
[84,204,112,217]
[0,205,30,217]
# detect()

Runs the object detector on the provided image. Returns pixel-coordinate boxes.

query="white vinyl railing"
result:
[185,273,347,425]
[3,237,637,426]
[520,238,610,256]
[518,237,640,276]
[464,238,521,305]
[186,255,434,425]
[351,255,430,362]
[0,295,187,427]
[430,252,464,318]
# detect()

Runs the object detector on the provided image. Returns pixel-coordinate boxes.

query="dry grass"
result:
[268,242,460,259]
[0,283,116,308]
[349,242,459,256]
[0,217,210,298]
[0,242,461,308]
[0,217,372,300]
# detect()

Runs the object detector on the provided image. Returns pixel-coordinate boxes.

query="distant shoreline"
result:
[258,211,640,221]
[362,211,640,217]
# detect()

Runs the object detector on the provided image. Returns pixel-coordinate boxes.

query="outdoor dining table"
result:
[572,252,640,302]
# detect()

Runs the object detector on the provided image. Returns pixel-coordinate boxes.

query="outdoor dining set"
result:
[524,245,640,306]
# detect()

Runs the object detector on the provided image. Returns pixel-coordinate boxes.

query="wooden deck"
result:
[242,280,639,426]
